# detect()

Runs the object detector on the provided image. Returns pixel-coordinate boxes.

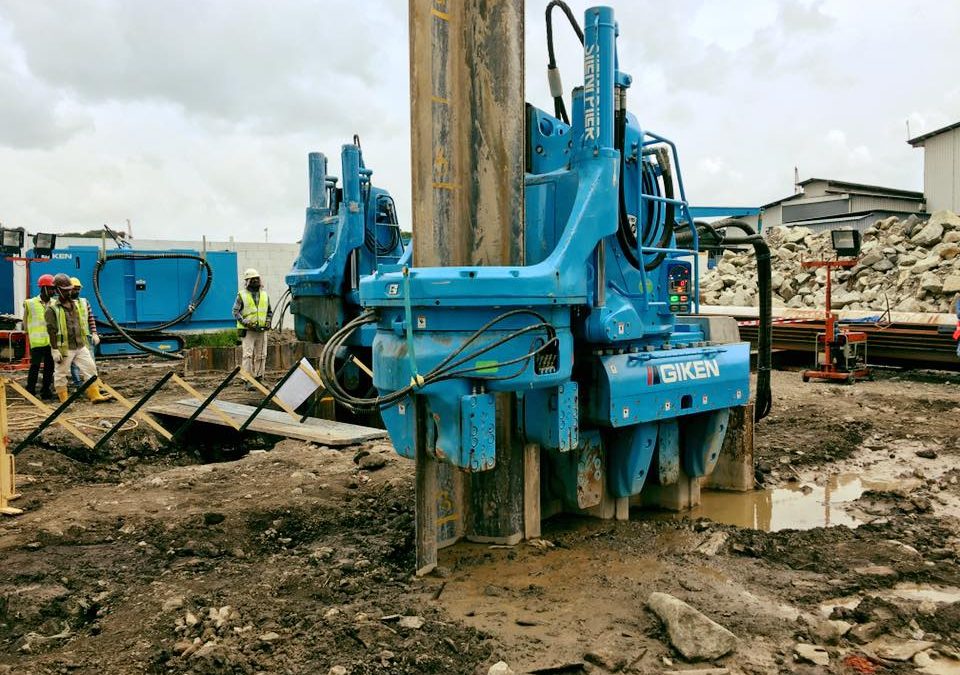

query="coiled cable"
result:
[92,252,213,360]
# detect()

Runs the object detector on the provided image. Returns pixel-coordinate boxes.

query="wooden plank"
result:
[5,379,95,449]
[98,382,173,440]
[169,374,241,431]
[147,399,386,446]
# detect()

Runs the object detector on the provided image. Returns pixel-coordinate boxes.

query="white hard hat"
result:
[243,268,260,280]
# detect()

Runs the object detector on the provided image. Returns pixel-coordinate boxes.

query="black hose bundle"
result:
[317,309,559,414]
[675,219,772,422]
[92,252,214,360]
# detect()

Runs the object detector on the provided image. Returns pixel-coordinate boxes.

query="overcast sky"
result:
[0,0,957,244]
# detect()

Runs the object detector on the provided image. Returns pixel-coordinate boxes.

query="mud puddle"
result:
[684,474,911,531]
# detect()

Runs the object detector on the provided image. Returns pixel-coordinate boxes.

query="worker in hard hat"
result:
[233,268,272,381]
[23,273,56,399]
[69,277,100,388]
[45,273,111,403]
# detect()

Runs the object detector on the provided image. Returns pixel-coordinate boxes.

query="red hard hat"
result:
[37,274,55,288]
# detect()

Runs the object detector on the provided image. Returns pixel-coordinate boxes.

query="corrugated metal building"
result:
[909,121,960,213]
[743,178,924,233]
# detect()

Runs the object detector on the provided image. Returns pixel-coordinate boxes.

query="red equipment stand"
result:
[1,256,52,371]
[800,258,871,384]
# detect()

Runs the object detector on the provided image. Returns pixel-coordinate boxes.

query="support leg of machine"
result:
[703,403,755,492]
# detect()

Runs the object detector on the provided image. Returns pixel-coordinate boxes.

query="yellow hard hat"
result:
[70,276,82,289]
[243,268,260,280]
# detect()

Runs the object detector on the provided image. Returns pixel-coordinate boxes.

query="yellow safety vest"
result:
[51,299,90,356]
[24,296,50,348]
[78,298,91,337]
[237,290,269,329]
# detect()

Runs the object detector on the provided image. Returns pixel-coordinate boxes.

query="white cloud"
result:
[0,0,957,243]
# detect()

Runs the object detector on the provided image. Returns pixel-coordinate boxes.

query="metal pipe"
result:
[309,152,328,209]
[581,6,616,153]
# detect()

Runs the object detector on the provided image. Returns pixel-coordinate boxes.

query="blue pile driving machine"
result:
[286,137,407,393]
[317,5,770,510]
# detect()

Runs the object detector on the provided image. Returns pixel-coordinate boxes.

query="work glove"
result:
[51,350,62,364]
[92,334,101,346]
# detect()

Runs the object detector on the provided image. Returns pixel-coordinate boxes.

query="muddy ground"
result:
[1,365,959,674]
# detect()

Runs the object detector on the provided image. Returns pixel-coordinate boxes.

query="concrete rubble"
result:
[647,592,739,661]
[699,209,960,313]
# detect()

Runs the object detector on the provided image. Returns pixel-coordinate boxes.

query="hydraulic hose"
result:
[675,219,772,422]
[616,119,674,271]
[92,252,214,360]
[545,0,583,125]
[317,309,559,414]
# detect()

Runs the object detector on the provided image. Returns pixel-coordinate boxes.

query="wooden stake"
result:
[0,380,23,516]
[5,379,95,449]
[98,382,173,440]
[523,443,541,539]
[169,374,241,431]
[237,369,302,422]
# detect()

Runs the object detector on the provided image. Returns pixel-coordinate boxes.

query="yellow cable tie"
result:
[410,374,426,389]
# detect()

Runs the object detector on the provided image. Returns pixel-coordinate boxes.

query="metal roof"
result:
[761,178,923,208]
[908,121,960,147]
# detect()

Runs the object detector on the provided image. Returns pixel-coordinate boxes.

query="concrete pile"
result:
[699,210,960,313]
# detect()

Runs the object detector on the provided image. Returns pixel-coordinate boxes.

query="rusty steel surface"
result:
[408,0,526,547]
[409,0,525,267]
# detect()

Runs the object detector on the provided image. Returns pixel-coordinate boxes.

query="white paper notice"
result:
[275,358,321,411]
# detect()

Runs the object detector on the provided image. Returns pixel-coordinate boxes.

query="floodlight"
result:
[0,227,25,256]
[831,229,861,257]
[32,232,57,258]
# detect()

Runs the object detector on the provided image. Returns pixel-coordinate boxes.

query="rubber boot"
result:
[85,381,111,404]
[56,387,69,403]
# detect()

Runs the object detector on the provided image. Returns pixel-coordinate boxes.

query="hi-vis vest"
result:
[237,290,269,329]
[51,299,90,355]
[24,296,50,348]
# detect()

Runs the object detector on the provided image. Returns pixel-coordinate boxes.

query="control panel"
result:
[665,261,691,313]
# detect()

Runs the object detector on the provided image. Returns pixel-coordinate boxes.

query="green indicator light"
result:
[670,295,679,301]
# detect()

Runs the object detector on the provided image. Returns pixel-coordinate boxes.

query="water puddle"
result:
[883,583,960,605]
[686,474,906,532]
[820,583,960,617]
